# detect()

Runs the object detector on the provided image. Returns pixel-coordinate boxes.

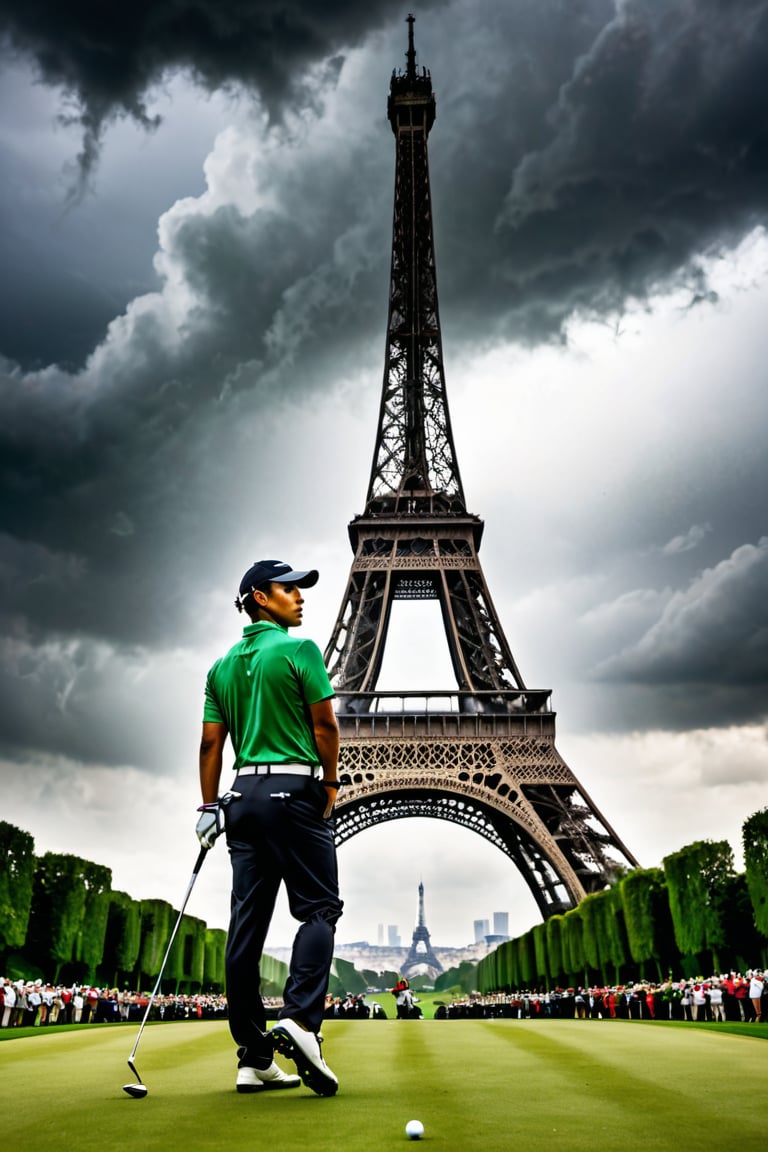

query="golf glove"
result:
[196,801,226,849]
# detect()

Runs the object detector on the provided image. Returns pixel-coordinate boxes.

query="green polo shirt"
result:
[203,621,334,768]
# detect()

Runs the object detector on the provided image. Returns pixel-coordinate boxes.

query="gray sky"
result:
[1,0,767,950]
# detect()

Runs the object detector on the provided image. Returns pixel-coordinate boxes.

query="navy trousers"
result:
[224,773,343,1060]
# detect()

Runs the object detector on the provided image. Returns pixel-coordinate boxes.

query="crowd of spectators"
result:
[324,993,386,1019]
[436,970,766,1021]
[0,978,228,1027]
[0,979,388,1027]
[3,970,765,1027]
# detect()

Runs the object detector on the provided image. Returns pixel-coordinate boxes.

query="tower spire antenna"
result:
[406,13,417,80]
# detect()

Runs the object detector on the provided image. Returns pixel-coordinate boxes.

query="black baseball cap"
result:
[238,560,319,602]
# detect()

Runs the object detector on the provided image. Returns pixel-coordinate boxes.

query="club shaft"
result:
[128,846,207,1067]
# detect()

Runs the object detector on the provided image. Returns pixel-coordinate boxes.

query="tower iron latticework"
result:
[326,16,638,918]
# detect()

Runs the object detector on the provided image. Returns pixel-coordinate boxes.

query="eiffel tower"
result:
[325,16,638,918]
[402,881,443,981]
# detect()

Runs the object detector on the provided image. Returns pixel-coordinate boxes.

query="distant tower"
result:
[402,881,443,980]
[387,924,401,947]
[493,911,509,937]
[474,919,490,944]
[329,16,638,917]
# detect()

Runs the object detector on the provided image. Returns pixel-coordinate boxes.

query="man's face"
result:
[257,581,305,629]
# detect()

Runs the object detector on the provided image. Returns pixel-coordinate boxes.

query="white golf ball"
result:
[405,1119,424,1140]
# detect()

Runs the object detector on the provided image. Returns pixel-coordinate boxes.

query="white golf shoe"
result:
[270,1018,338,1096]
[236,1061,301,1093]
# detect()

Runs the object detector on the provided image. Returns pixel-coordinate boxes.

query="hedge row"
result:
[478,808,768,993]
[0,821,227,991]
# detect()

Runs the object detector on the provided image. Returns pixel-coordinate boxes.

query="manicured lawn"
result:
[1,1018,766,1151]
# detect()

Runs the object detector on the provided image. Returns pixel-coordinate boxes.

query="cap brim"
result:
[272,569,319,588]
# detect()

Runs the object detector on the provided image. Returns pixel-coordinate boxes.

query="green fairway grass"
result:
[1,1019,766,1151]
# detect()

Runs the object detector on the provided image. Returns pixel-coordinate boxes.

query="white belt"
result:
[236,763,321,778]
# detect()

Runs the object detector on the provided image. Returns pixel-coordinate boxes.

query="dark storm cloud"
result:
[598,539,768,690]
[3,0,768,770]
[582,538,768,733]
[434,0,768,344]
[0,124,163,369]
[0,128,391,653]
[0,631,198,767]
[0,0,441,178]
[7,1,768,355]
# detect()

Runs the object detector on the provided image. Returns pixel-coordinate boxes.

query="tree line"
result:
[477,808,768,994]
[4,808,768,996]
[0,821,447,1001]
[0,821,241,992]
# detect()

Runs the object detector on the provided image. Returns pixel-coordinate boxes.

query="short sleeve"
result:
[296,640,334,705]
[202,663,225,724]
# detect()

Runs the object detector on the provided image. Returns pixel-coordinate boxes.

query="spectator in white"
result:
[680,982,692,1021]
[72,990,84,1023]
[27,982,42,1026]
[0,979,14,1027]
[49,989,64,1024]
[748,970,764,1023]
[392,979,414,1020]
[708,981,724,1022]
[40,984,54,1025]
[13,982,26,1026]
[691,982,707,1021]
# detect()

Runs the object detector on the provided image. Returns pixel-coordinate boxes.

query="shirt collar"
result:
[242,620,287,637]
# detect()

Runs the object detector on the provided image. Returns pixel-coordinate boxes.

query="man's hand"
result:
[322,786,336,821]
[196,804,224,849]
[322,780,341,820]
[195,791,241,848]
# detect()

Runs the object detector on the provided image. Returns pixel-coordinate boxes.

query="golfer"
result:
[197,559,343,1096]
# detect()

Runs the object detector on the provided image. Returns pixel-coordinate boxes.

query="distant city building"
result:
[493,911,509,937]
[387,924,401,947]
[378,923,384,946]
[474,918,490,944]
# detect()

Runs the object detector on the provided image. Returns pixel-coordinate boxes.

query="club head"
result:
[124,1057,146,1097]
[122,1083,148,1098]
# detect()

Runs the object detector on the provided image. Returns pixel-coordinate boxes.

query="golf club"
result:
[121,845,208,1098]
